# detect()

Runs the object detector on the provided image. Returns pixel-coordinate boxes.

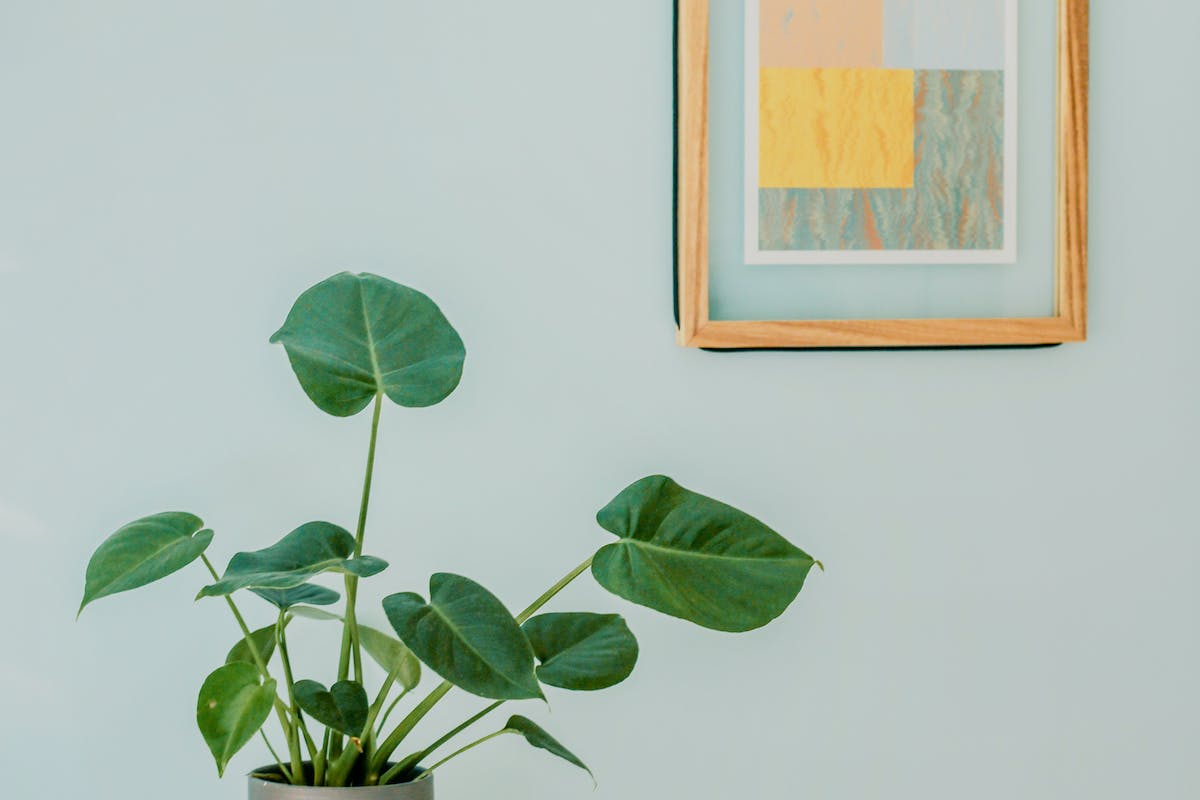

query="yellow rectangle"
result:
[760,68,915,189]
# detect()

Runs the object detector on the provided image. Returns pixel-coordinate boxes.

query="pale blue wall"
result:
[0,2,1196,800]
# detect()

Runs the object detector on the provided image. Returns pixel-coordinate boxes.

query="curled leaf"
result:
[197,522,386,599]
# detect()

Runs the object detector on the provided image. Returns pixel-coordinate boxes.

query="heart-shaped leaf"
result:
[197,522,386,599]
[294,680,369,737]
[591,476,818,633]
[252,584,340,610]
[196,663,277,777]
[225,625,277,667]
[79,512,213,615]
[503,716,593,783]
[359,625,422,691]
[522,613,638,691]
[270,272,466,417]
[383,574,542,701]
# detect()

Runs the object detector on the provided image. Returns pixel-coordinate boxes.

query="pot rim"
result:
[248,764,432,791]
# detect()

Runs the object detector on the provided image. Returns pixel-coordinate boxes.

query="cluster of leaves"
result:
[78,273,820,788]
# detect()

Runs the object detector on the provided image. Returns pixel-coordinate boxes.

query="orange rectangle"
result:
[760,0,884,68]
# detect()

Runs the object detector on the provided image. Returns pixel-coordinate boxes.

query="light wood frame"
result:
[676,0,1089,349]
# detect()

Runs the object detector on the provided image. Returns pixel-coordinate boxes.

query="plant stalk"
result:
[396,730,509,784]
[376,689,409,737]
[382,701,503,784]
[277,611,320,783]
[369,682,452,774]
[515,555,594,624]
[326,666,402,786]
[334,392,384,757]
[259,731,292,783]
[200,554,303,776]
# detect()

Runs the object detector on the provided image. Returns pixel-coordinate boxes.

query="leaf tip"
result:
[814,559,826,573]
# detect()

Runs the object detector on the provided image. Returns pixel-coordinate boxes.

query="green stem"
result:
[336,393,384,722]
[514,556,594,624]
[383,701,502,783]
[259,731,292,783]
[327,663,405,785]
[275,612,309,783]
[398,730,509,784]
[422,701,503,759]
[369,682,452,773]
[370,555,595,772]
[376,690,409,738]
[200,555,302,779]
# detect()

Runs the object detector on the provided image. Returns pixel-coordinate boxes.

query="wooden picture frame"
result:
[676,0,1089,349]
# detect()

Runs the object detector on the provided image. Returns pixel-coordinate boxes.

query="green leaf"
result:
[294,680,369,737]
[196,663,277,777]
[270,272,466,417]
[503,716,593,782]
[225,625,277,667]
[591,476,817,633]
[79,512,213,615]
[197,522,386,599]
[288,606,343,622]
[358,625,421,691]
[383,574,542,701]
[522,613,638,691]
[252,584,341,610]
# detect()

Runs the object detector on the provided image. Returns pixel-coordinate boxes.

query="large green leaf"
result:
[359,625,422,691]
[252,584,341,610]
[591,476,817,633]
[270,272,466,417]
[196,663,277,777]
[225,625,277,667]
[79,512,213,615]
[522,613,638,691]
[294,680,369,737]
[383,574,542,701]
[197,522,386,599]
[503,716,593,782]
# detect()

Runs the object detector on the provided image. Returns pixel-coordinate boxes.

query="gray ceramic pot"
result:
[248,769,433,800]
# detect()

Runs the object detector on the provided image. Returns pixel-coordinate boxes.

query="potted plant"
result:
[78,273,821,797]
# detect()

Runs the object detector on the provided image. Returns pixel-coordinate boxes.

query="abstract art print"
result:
[746,0,1017,265]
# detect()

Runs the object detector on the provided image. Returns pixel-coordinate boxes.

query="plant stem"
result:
[327,665,405,786]
[383,701,502,782]
[515,556,594,624]
[337,393,383,678]
[276,611,317,783]
[259,731,292,783]
[369,682,452,773]
[370,554,596,772]
[376,690,407,736]
[396,730,509,784]
[200,554,303,777]
[333,392,384,759]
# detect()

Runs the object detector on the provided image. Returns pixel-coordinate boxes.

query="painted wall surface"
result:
[0,2,1196,799]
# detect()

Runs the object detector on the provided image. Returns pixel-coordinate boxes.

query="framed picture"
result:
[675,0,1089,349]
